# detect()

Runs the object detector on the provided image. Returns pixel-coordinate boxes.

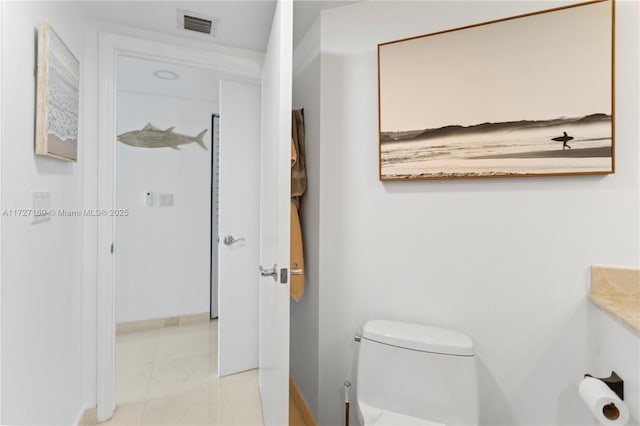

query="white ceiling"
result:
[82,1,277,51]
[81,1,361,52]
[293,1,360,46]
[117,56,220,102]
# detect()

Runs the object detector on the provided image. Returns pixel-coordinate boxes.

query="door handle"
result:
[259,264,278,281]
[223,235,246,246]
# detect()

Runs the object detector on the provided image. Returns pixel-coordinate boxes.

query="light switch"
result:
[145,192,154,207]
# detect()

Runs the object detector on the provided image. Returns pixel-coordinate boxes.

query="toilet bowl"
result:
[355,320,478,426]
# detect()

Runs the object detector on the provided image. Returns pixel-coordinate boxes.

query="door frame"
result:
[95,32,262,421]
[210,114,220,320]
[0,1,4,420]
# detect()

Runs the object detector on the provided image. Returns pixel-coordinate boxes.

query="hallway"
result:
[95,319,264,426]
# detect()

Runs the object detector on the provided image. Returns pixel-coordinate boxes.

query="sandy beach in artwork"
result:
[380,116,612,179]
[47,132,78,160]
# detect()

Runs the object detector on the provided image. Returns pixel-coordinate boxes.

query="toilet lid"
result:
[362,406,444,426]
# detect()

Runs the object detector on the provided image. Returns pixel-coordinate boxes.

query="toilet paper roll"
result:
[579,377,630,425]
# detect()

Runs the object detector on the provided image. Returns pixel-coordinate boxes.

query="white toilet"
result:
[356,320,478,425]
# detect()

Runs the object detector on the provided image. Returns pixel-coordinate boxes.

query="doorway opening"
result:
[95,14,289,420]
[115,55,217,326]
[110,55,264,424]
[113,54,218,410]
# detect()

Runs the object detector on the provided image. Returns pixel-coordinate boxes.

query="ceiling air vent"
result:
[177,9,219,37]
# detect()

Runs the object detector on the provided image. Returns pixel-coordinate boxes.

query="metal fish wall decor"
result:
[117,123,208,150]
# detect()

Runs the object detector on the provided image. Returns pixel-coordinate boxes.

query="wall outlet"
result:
[159,193,174,207]
[31,190,51,224]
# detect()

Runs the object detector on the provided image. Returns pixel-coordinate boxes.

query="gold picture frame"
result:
[378,0,614,181]
[35,23,80,162]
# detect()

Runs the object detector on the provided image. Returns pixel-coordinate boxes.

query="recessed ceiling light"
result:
[153,70,180,80]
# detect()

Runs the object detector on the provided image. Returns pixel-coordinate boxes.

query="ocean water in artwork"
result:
[46,28,79,159]
[380,115,612,179]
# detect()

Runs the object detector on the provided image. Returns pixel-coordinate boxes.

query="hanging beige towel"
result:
[291,137,297,167]
[290,201,304,301]
[291,110,306,198]
[290,109,306,300]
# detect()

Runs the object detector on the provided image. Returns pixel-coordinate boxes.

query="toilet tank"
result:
[356,320,478,425]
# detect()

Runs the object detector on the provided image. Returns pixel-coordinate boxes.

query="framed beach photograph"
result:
[378,0,614,181]
[35,24,80,162]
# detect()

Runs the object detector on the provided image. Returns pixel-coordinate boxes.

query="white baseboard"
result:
[116,313,211,335]
[75,406,97,426]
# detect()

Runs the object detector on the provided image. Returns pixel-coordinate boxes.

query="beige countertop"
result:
[590,265,640,332]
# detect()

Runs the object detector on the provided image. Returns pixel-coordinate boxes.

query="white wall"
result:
[115,81,216,323]
[291,1,639,425]
[0,2,85,424]
[291,16,321,419]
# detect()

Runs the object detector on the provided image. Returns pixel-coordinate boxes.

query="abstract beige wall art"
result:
[35,24,80,162]
[378,0,614,181]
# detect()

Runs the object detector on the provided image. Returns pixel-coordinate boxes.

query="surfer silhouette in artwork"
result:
[551,131,574,150]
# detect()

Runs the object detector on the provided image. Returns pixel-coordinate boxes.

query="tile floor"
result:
[98,319,264,426]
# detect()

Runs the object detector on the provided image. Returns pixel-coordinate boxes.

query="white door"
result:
[217,80,261,377]
[259,1,293,425]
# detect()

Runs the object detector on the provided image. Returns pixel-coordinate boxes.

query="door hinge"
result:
[110,243,114,254]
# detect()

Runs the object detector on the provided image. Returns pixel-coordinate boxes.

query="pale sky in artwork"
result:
[379,1,612,132]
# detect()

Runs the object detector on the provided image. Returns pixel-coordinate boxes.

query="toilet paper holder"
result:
[584,371,624,400]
